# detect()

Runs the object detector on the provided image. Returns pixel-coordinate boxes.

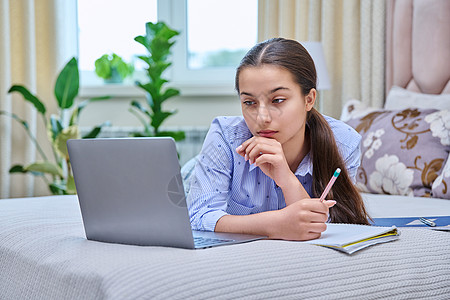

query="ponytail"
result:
[307,108,370,224]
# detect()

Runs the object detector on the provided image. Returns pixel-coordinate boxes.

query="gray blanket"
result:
[1,196,449,299]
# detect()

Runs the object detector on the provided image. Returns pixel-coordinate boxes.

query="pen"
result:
[319,168,341,202]
[419,217,436,227]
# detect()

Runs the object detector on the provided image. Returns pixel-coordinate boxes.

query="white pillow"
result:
[384,86,450,110]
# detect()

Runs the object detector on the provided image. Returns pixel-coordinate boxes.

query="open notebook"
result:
[304,224,399,254]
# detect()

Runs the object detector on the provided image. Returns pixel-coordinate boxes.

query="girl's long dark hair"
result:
[235,38,370,225]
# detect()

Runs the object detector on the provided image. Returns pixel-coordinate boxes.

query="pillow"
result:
[384,86,450,110]
[340,99,378,122]
[344,100,450,199]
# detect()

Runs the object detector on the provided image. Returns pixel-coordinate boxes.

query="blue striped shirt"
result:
[187,115,361,231]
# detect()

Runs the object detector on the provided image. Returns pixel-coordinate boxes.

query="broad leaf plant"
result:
[1,57,110,195]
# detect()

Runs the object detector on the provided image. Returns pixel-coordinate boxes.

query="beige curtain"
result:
[258,0,386,117]
[0,0,77,198]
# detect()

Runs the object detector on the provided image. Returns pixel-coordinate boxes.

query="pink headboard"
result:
[385,0,450,95]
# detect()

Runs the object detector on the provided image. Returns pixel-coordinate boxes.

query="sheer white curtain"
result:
[0,0,77,198]
[258,0,386,117]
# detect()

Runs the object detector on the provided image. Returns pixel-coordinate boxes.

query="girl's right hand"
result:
[236,136,292,187]
[270,199,336,241]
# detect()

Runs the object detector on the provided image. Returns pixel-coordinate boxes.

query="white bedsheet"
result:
[362,193,450,217]
[0,195,449,299]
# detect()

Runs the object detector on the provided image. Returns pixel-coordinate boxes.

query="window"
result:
[77,0,157,86]
[186,0,257,70]
[77,0,258,95]
[168,0,257,94]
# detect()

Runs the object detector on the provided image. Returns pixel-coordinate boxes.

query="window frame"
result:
[79,0,248,98]
[161,0,238,95]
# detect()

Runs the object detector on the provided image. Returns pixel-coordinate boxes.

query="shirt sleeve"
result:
[187,118,234,231]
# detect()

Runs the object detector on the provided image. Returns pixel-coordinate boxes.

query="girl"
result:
[187,38,370,241]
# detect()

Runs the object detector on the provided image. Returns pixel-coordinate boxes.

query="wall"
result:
[78,93,242,129]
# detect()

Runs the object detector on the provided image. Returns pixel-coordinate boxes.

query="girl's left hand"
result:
[236,136,292,187]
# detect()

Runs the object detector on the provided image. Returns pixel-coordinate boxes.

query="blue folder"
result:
[371,216,450,228]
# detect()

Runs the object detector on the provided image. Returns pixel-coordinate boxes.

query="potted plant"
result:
[95,53,134,84]
[129,21,185,141]
[0,57,110,195]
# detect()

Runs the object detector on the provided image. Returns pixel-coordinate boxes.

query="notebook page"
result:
[304,223,398,247]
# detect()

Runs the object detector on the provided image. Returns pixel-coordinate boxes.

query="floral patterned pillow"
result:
[344,103,450,199]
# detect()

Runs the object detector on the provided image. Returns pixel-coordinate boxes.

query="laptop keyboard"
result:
[194,236,235,248]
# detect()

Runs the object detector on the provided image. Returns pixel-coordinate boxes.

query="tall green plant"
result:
[130,21,185,140]
[0,57,110,195]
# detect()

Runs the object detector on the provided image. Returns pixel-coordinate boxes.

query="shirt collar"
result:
[294,152,312,176]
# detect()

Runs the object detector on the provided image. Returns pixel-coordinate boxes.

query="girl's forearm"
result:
[215,211,279,237]
[214,199,333,241]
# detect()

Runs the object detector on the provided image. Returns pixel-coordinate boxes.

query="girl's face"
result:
[238,65,315,148]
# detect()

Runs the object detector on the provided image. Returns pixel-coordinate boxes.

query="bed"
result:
[1,1,450,299]
[1,194,450,299]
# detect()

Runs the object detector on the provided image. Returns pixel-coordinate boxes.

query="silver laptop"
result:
[67,137,265,249]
